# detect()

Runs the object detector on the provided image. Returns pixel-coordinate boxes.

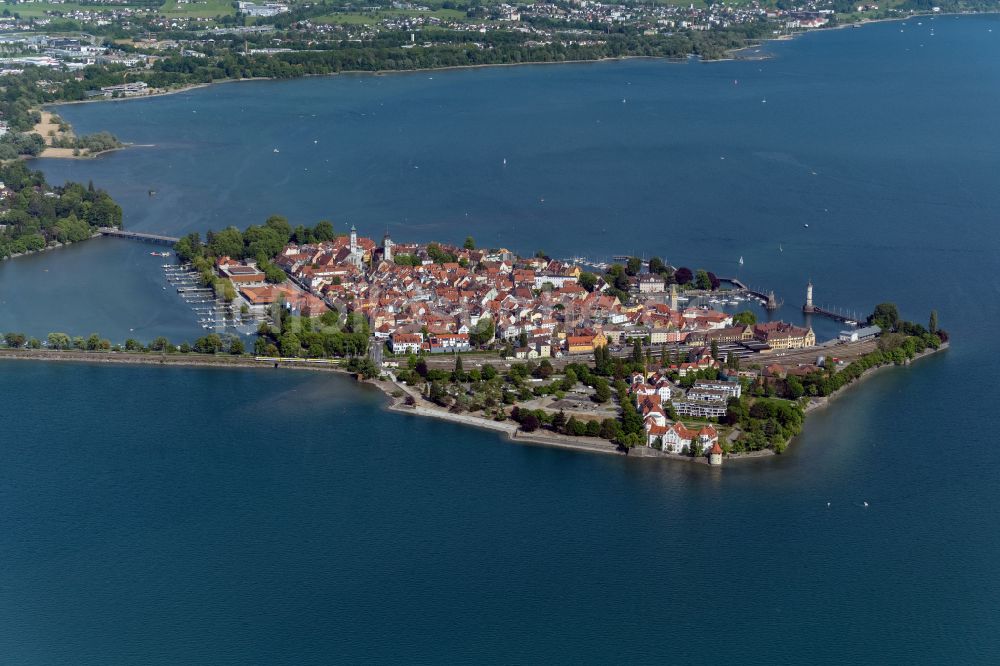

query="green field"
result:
[1,0,235,19]
[314,8,467,26]
[161,0,235,18]
[1,2,148,18]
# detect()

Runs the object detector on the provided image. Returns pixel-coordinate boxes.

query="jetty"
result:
[802,281,859,324]
[722,277,782,311]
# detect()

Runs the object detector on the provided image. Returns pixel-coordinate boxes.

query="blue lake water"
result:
[1,14,999,663]
[9,13,1000,343]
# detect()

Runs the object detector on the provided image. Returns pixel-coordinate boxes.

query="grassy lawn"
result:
[161,0,236,18]
[314,8,467,26]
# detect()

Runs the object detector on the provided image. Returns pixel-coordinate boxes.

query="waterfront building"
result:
[657,422,719,454]
[753,321,816,349]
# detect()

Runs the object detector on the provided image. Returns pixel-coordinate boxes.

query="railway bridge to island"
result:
[98,227,180,246]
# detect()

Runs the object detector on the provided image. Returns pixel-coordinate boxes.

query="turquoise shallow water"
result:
[0,14,999,663]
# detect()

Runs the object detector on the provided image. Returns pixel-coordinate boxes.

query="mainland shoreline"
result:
[31,9,976,152]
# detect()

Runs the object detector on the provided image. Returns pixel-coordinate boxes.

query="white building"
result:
[838,325,881,343]
[673,400,727,419]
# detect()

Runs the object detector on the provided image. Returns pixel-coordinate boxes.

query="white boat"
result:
[273,148,280,153]
[804,223,810,228]
[738,256,744,266]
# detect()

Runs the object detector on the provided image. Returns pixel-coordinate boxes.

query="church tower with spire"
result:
[348,224,363,269]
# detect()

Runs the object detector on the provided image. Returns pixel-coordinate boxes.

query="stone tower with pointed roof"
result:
[709,441,723,466]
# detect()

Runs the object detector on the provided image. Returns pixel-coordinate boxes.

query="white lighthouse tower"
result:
[803,280,815,313]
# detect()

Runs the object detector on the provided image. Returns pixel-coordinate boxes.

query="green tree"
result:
[463,236,476,250]
[4,332,26,348]
[313,220,335,241]
[710,339,719,361]
[265,215,292,240]
[149,337,171,352]
[194,334,223,354]
[929,310,938,334]
[625,256,642,276]
[173,232,203,263]
[279,332,301,356]
[470,316,495,346]
[208,226,245,259]
[606,264,629,291]
[578,271,598,292]
[695,269,712,291]
[870,302,900,331]
[533,359,554,379]
[552,410,567,432]
[47,332,70,349]
[733,310,756,326]
[631,338,644,364]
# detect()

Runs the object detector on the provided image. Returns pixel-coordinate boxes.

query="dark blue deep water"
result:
[1,14,999,663]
